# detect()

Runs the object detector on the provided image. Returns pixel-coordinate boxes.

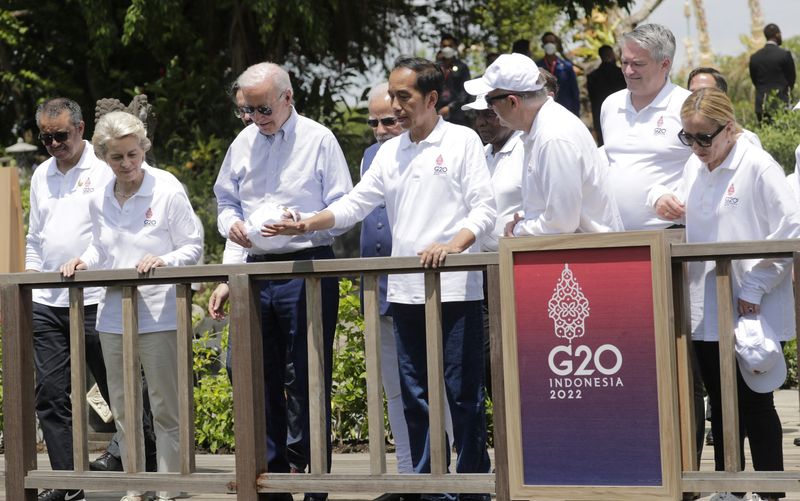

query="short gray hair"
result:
[237,62,293,95]
[92,111,151,160]
[367,82,390,104]
[622,23,676,68]
[36,98,82,127]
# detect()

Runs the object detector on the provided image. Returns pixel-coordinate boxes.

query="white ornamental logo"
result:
[547,264,590,344]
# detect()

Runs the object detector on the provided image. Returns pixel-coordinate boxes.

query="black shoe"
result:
[794,437,800,446]
[705,429,714,446]
[37,489,86,501]
[89,450,124,472]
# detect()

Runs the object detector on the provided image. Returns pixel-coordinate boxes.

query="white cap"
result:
[464,53,544,96]
[735,315,787,393]
[244,203,294,252]
[462,95,489,111]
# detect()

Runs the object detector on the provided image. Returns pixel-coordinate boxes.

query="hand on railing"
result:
[655,194,686,220]
[208,282,230,320]
[136,254,166,274]
[60,258,87,277]
[737,297,761,316]
[418,229,476,269]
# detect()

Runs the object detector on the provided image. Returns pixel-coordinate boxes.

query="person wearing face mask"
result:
[436,33,471,126]
[536,32,580,116]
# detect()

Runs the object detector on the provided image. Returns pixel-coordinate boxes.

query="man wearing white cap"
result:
[463,52,623,237]
[600,23,691,231]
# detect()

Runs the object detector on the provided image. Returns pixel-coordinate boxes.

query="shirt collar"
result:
[525,97,555,143]
[622,81,679,113]
[489,130,524,156]
[46,140,92,177]
[399,116,445,150]
[715,136,746,172]
[258,106,297,144]
[103,161,155,199]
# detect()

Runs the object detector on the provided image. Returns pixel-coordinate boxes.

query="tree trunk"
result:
[692,0,713,67]
[748,0,764,46]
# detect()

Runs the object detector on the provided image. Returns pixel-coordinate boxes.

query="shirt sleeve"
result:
[25,175,43,271]
[307,133,355,238]
[222,239,248,264]
[162,190,204,267]
[213,146,244,239]
[739,163,800,303]
[459,135,496,242]
[79,199,104,269]
[327,158,386,230]
[514,138,583,236]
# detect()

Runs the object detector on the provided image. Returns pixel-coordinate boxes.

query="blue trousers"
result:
[391,301,490,496]
[248,246,338,475]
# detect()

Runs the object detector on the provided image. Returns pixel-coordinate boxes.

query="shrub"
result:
[752,104,800,175]
[192,325,234,453]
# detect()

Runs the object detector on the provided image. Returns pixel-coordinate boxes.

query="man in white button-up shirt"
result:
[464,53,622,237]
[600,23,692,231]
[266,57,494,496]
[26,98,141,501]
[213,62,353,496]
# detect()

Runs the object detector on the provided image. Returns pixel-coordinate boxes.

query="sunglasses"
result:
[485,93,521,106]
[38,130,70,146]
[367,117,398,128]
[677,124,726,148]
[237,91,286,117]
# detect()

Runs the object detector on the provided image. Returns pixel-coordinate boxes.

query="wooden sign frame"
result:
[0,167,25,273]
[498,231,680,500]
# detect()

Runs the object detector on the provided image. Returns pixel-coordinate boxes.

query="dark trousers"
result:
[392,301,490,501]
[33,302,109,470]
[694,340,784,498]
[247,246,338,477]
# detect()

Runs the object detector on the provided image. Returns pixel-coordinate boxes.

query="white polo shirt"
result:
[81,164,203,334]
[482,131,524,251]
[327,117,496,304]
[26,141,113,307]
[601,82,692,230]
[514,98,623,236]
[671,138,800,341]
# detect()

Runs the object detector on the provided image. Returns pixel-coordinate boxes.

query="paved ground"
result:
[4,389,800,500]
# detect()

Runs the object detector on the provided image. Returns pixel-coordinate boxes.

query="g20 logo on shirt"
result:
[433,154,448,175]
[79,177,95,194]
[546,264,623,400]
[723,183,739,208]
[652,115,667,136]
[143,207,157,226]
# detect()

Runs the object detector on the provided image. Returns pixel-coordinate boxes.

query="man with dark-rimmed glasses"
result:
[214,62,353,501]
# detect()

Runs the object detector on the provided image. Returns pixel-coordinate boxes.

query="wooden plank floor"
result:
[3,388,800,500]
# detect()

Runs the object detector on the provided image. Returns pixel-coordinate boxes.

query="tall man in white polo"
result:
[600,23,691,231]
[213,62,353,498]
[265,57,494,498]
[464,53,622,237]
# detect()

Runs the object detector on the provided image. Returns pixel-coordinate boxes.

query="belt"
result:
[247,245,331,263]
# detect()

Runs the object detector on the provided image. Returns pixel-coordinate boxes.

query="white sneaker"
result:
[750,494,779,501]
[708,494,746,501]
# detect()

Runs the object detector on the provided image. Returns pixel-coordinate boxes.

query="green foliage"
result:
[784,339,798,389]
[752,105,800,174]
[331,278,369,444]
[192,325,235,453]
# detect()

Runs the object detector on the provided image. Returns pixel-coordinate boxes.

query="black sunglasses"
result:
[237,91,286,117]
[485,93,521,106]
[678,124,726,148]
[367,117,398,128]
[38,130,70,146]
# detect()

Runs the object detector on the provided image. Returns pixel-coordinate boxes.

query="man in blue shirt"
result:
[536,32,580,116]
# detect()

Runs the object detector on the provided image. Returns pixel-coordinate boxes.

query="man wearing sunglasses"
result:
[600,23,692,232]
[26,98,119,501]
[214,62,353,501]
[464,53,622,237]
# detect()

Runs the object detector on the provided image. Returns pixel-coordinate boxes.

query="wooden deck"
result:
[3,388,800,500]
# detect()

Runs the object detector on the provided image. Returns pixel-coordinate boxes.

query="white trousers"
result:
[100,331,180,500]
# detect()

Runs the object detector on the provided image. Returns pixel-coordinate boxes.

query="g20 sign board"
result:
[498,232,680,500]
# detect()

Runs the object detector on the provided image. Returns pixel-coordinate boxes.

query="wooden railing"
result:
[2,235,800,499]
[0,253,503,501]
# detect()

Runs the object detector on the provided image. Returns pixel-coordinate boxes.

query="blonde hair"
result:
[92,111,152,160]
[680,87,742,134]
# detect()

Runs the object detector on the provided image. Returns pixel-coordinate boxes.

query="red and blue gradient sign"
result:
[513,246,661,486]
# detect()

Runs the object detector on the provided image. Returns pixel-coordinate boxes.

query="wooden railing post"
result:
[68,288,89,472]
[672,261,698,471]
[362,274,387,474]
[424,271,447,475]
[715,259,741,473]
[229,273,267,500]
[306,276,328,475]
[794,251,800,414]
[122,286,144,473]
[1,284,38,500]
[176,284,196,474]
[487,264,508,501]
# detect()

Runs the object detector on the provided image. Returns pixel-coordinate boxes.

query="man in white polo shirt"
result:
[600,23,692,231]
[464,53,622,237]
[265,57,495,497]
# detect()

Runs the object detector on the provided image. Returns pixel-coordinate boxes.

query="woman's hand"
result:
[737,298,761,317]
[60,258,87,277]
[136,254,166,274]
[655,194,686,220]
[208,283,230,320]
